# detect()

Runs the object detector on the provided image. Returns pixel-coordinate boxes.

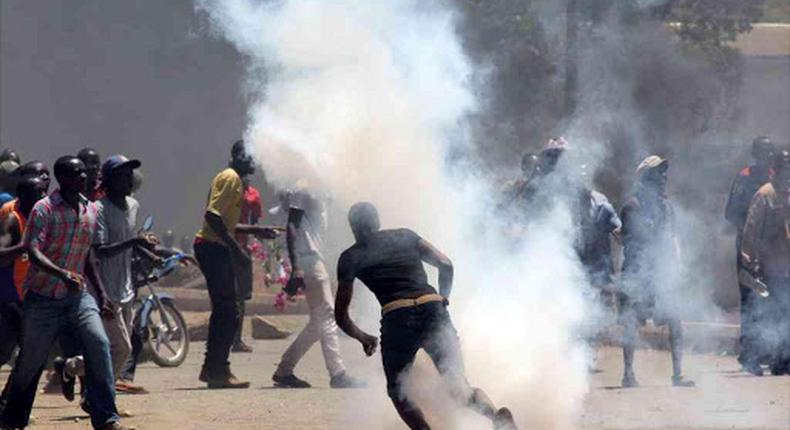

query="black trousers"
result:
[735,234,765,367]
[0,302,22,367]
[194,241,240,375]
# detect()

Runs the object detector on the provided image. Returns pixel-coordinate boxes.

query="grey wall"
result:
[0,0,251,238]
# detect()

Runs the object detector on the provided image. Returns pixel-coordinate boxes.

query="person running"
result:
[0,177,48,368]
[231,177,263,353]
[724,136,776,375]
[334,202,518,430]
[52,155,155,398]
[194,140,279,389]
[740,147,790,376]
[618,156,695,388]
[0,155,128,430]
[272,186,362,389]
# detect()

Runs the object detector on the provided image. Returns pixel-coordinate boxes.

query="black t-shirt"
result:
[337,228,437,306]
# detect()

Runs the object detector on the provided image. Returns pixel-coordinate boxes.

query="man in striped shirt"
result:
[0,156,128,430]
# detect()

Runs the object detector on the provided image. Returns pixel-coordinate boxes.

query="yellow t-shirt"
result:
[196,168,243,245]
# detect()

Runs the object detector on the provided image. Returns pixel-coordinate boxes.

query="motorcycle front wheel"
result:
[145,299,190,367]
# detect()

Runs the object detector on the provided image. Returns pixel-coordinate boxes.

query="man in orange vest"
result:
[0,176,48,404]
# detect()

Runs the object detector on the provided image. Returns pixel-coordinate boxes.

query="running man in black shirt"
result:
[334,202,517,430]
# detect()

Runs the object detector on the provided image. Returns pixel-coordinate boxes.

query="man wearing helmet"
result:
[740,146,790,375]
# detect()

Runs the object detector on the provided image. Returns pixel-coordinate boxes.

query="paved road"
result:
[2,336,788,430]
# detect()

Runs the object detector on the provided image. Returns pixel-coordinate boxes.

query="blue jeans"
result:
[0,291,119,429]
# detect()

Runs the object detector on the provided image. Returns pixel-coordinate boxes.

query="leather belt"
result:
[381,294,445,316]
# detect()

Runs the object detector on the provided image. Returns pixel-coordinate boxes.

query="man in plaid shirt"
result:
[0,156,128,430]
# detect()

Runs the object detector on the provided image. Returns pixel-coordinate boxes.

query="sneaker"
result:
[207,372,250,389]
[231,341,254,353]
[742,363,764,376]
[52,357,75,402]
[115,380,149,395]
[494,407,518,430]
[621,373,639,388]
[329,372,366,389]
[272,374,311,388]
[671,375,696,387]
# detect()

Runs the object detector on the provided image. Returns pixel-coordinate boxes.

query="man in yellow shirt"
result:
[194,140,279,389]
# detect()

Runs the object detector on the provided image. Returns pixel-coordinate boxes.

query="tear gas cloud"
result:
[196,0,592,429]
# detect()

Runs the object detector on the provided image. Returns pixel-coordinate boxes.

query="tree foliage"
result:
[655,0,765,46]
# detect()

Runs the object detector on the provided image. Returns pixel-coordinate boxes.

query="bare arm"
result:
[84,249,115,317]
[28,244,72,282]
[94,237,152,259]
[418,239,454,300]
[205,212,246,255]
[0,215,25,261]
[334,280,377,356]
[235,224,282,238]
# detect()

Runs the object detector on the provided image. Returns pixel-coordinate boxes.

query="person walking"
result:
[271,186,362,389]
[0,155,128,430]
[52,155,155,398]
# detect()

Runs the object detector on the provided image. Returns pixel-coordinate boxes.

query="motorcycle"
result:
[131,216,190,368]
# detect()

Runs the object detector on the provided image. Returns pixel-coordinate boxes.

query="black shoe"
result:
[742,363,764,376]
[494,407,518,430]
[52,357,75,402]
[329,372,366,389]
[672,375,696,387]
[231,342,253,353]
[272,374,311,388]
[621,373,639,388]
[80,397,92,415]
[198,366,208,383]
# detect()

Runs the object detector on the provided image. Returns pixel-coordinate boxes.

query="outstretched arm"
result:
[418,239,454,300]
[335,280,378,356]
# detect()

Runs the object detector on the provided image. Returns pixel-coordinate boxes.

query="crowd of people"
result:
[0,135,786,430]
[500,136,789,388]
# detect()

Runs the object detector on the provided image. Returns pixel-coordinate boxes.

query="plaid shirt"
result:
[22,190,98,298]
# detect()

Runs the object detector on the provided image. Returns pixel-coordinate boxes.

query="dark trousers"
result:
[763,277,790,371]
[194,241,240,375]
[380,302,471,402]
[0,302,22,367]
[735,234,765,367]
[233,300,246,346]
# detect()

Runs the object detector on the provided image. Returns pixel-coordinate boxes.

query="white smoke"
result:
[195,1,590,429]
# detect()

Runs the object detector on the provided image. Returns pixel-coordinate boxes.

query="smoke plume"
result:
[195,0,591,429]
